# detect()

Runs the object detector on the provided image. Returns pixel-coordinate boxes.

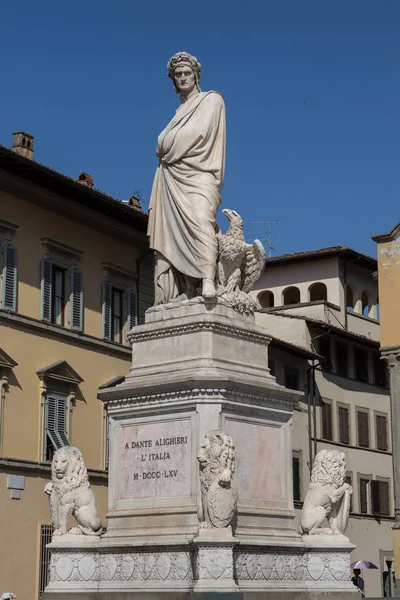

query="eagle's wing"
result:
[241,239,266,293]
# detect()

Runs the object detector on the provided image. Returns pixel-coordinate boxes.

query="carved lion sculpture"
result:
[197,430,237,529]
[44,446,102,537]
[300,449,352,540]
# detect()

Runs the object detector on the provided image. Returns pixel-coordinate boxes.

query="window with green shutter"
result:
[45,395,70,461]
[1,244,18,311]
[359,478,369,514]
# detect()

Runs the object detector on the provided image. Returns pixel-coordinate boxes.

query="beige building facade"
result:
[252,247,393,598]
[373,223,400,596]
[0,133,153,599]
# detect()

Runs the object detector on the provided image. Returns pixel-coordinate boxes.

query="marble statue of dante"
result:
[148,52,226,304]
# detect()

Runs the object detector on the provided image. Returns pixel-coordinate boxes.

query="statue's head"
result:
[310,449,347,489]
[197,430,235,482]
[167,51,202,94]
[52,446,89,490]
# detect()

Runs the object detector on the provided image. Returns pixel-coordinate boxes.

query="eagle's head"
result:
[222,209,243,228]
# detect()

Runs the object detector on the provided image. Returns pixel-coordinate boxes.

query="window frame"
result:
[111,286,124,344]
[345,472,353,513]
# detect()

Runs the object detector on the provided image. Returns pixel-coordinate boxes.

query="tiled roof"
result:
[265,246,377,271]
[0,145,148,233]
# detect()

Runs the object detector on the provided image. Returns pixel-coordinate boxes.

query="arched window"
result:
[346,285,355,312]
[309,282,327,302]
[283,286,300,305]
[258,290,274,309]
[361,291,369,317]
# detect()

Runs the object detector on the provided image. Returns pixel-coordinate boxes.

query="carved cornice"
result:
[103,385,298,413]
[127,321,271,345]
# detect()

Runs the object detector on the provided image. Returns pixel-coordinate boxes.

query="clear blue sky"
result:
[0,1,398,258]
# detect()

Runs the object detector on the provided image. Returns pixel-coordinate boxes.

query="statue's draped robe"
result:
[148,91,226,304]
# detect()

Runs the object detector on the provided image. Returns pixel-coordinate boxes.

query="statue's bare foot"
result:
[202,279,217,299]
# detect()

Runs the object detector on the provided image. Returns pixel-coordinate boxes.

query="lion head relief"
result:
[309,449,346,490]
[52,446,89,493]
[197,430,235,485]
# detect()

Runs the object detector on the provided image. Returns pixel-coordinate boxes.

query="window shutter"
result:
[339,407,350,445]
[371,480,381,515]
[376,415,388,451]
[41,259,53,322]
[127,290,138,331]
[102,280,112,340]
[46,396,60,450]
[70,269,83,331]
[358,411,369,448]
[56,397,70,446]
[359,479,369,513]
[380,481,390,515]
[321,402,333,441]
[1,244,18,311]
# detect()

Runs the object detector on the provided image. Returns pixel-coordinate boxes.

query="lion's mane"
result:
[52,446,90,494]
[200,430,235,486]
[309,449,346,490]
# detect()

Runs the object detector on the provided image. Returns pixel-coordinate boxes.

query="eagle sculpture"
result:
[216,209,266,313]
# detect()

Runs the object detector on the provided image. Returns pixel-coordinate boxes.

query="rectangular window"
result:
[359,478,369,514]
[374,354,388,387]
[292,453,301,502]
[284,366,299,391]
[45,395,70,461]
[357,410,370,448]
[321,400,333,441]
[51,265,65,325]
[336,342,348,377]
[1,244,18,311]
[338,406,350,445]
[355,348,369,382]
[371,480,390,516]
[318,338,332,371]
[376,414,388,452]
[345,474,353,512]
[111,287,123,343]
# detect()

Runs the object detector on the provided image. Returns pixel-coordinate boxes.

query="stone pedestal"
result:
[44,299,358,599]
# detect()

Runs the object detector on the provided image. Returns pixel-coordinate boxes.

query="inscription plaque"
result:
[121,419,192,499]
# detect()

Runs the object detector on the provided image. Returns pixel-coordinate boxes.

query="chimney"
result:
[77,172,94,189]
[128,195,142,210]
[12,131,34,160]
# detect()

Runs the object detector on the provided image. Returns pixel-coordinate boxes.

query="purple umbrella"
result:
[351,561,378,569]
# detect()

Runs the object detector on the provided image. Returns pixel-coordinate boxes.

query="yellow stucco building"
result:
[373,222,400,595]
[0,132,153,599]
